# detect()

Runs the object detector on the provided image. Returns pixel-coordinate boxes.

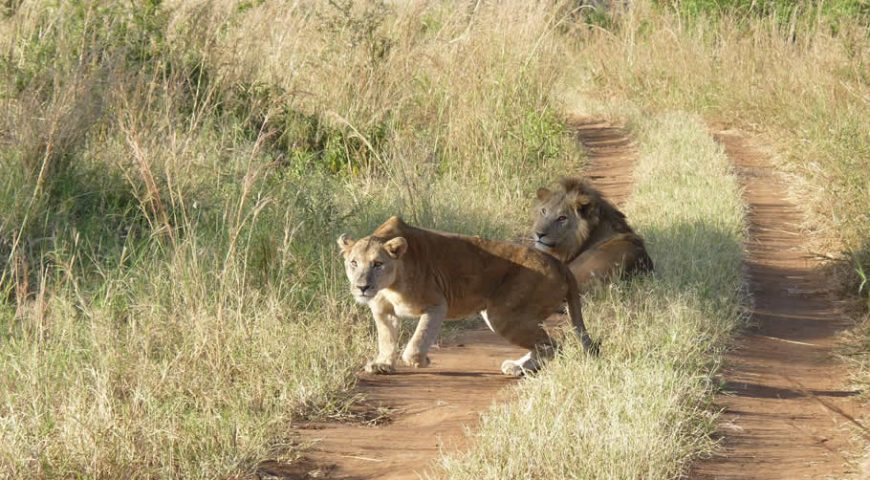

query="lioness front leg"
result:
[366,301,400,374]
[401,303,447,368]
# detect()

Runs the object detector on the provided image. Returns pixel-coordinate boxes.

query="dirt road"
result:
[285,330,523,480]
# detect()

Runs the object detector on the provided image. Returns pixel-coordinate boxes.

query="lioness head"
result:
[532,177,600,261]
[337,233,408,304]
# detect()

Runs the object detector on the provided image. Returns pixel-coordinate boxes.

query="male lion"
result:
[338,216,596,376]
[532,177,653,292]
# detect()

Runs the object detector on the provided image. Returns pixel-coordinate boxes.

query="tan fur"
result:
[338,216,596,376]
[532,177,653,292]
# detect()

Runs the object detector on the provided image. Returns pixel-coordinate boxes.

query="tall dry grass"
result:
[0,1,580,478]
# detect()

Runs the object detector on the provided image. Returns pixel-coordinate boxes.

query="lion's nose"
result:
[535,231,547,240]
[356,284,371,295]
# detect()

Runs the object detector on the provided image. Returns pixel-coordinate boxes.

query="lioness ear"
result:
[536,187,552,202]
[383,237,408,259]
[337,234,355,255]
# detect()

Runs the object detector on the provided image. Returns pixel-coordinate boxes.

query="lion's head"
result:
[337,233,408,304]
[531,177,601,261]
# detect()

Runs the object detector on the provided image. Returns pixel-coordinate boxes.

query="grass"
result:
[0,1,578,478]
[436,111,746,479]
[567,0,869,294]
[562,1,869,469]
[0,0,866,478]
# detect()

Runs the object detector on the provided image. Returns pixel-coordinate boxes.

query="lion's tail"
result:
[564,268,599,355]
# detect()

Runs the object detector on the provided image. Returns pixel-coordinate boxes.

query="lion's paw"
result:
[401,352,431,368]
[582,335,602,356]
[364,360,395,375]
[500,360,525,377]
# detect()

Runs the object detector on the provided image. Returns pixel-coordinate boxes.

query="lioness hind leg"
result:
[483,308,557,376]
[483,304,557,375]
[501,352,535,377]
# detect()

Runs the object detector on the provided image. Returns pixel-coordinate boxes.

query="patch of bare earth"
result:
[287,331,523,480]
[264,118,637,480]
[568,116,637,206]
[691,129,869,479]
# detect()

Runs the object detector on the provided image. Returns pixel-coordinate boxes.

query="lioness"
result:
[338,216,595,376]
[532,177,653,291]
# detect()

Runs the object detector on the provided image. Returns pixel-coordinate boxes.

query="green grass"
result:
[437,111,746,479]
[659,0,869,28]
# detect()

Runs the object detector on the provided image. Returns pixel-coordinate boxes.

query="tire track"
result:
[691,129,867,479]
[568,116,637,207]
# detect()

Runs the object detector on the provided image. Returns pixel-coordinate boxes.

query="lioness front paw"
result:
[401,352,431,368]
[364,360,395,375]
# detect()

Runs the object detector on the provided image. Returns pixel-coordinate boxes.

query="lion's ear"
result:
[536,187,552,202]
[383,237,408,259]
[337,234,355,255]
[573,193,593,212]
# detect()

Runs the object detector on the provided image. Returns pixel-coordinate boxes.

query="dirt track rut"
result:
[288,330,523,480]
[691,129,867,479]
[568,116,637,206]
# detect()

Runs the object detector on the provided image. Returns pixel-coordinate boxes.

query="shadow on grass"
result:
[642,218,743,293]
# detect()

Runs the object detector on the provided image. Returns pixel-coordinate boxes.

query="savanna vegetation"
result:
[0,0,866,478]
[0,1,578,477]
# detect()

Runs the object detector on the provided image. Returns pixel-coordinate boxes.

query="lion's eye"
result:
[540,208,547,215]
[350,260,358,268]
[557,215,568,223]
[372,261,383,269]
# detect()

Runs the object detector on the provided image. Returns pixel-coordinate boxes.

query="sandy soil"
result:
[284,330,524,479]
